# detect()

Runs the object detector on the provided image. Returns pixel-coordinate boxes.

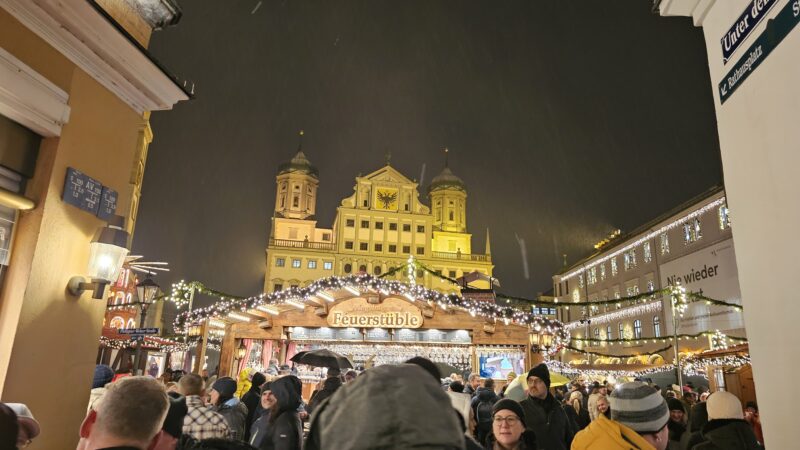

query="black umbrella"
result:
[290,348,353,369]
[434,362,460,378]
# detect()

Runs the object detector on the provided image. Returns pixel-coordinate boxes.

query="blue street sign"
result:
[719,0,800,104]
[721,0,779,64]
[130,335,145,342]
[118,328,159,335]
[63,167,102,215]
[97,186,118,221]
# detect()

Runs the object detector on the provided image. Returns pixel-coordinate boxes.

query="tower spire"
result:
[444,147,449,168]
[297,129,304,151]
[485,228,492,256]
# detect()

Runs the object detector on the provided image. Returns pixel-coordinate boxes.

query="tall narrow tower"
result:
[274,131,319,220]
[428,148,467,233]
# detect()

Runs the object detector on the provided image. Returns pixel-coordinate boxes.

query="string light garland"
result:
[545,359,679,379]
[569,330,747,346]
[172,273,570,355]
[565,300,663,331]
[559,197,727,282]
[563,343,674,359]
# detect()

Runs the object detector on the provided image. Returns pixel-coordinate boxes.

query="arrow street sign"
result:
[719,0,800,104]
[130,335,145,342]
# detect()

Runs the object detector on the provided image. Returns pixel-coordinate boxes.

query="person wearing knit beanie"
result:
[484,398,537,449]
[520,363,574,449]
[573,382,670,450]
[693,391,763,450]
[666,397,688,446]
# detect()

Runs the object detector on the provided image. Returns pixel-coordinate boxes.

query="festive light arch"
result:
[172,273,571,355]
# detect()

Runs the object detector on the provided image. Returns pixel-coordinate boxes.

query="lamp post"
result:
[132,276,160,375]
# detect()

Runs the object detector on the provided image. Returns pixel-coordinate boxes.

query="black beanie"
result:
[527,363,550,388]
[211,377,237,397]
[493,398,526,427]
[667,398,686,413]
[164,393,188,438]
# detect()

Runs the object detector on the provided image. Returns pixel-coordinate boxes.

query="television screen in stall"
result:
[479,355,525,379]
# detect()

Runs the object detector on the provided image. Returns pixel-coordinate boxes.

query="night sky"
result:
[135,0,722,310]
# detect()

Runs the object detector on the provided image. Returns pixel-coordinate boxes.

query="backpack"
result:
[475,399,494,442]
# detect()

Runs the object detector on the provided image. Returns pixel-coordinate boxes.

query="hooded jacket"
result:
[519,392,575,450]
[214,397,249,441]
[484,429,537,450]
[259,375,303,450]
[692,419,764,450]
[680,401,708,450]
[304,364,465,450]
[242,372,267,439]
[307,376,342,416]
[571,414,656,450]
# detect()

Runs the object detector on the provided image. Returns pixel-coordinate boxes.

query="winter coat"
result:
[448,391,474,437]
[259,375,303,450]
[483,430,537,450]
[248,410,271,449]
[692,419,764,450]
[572,414,657,450]
[471,387,500,442]
[242,374,266,440]
[519,392,574,450]
[214,398,249,441]
[564,402,590,431]
[304,364,465,450]
[307,376,342,415]
[465,383,478,397]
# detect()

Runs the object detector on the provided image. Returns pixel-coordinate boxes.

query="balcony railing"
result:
[269,238,336,251]
[430,251,491,262]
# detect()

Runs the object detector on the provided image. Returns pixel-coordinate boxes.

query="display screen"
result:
[479,355,525,379]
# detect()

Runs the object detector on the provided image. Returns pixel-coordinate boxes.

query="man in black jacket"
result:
[241,371,266,440]
[519,363,574,450]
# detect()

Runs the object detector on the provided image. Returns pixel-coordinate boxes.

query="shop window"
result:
[359,242,368,251]
[343,264,352,274]
[276,258,285,267]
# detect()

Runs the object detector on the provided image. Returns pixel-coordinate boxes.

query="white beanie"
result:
[707,391,744,420]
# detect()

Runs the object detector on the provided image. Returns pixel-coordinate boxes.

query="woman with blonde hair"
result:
[567,390,591,430]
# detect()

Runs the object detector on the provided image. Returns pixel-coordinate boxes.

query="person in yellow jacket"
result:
[572,382,670,450]
[235,367,253,399]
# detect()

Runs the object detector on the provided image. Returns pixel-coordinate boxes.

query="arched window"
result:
[126,318,136,329]
[633,320,642,339]
[653,316,661,337]
[373,266,382,276]
[110,316,125,330]
[618,322,625,340]
[343,263,352,273]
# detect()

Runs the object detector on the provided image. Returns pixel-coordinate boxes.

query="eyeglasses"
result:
[493,415,520,425]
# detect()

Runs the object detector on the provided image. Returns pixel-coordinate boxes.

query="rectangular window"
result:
[375,243,383,252]
[623,249,637,271]
[647,279,655,292]
[389,223,398,231]
[611,258,618,276]
[291,259,301,268]
[578,273,585,288]
[359,242,368,251]
[660,233,670,255]
[402,223,411,232]
[643,242,652,263]
[633,320,642,339]
[683,219,702,244]
[361,220,370,228]
[416,246,425,255]
[719,206,731,229]
[308,260,317,269]
[599,264,606,281]
[276,258,285,267]
[389,244,397,253]
[626,284,639,297]
[449,270,457,278]
[375,221,384,230]
[653,316,661,337]
[346,219,355,227]
[402,245,411,254]
[322,233,331,241]
[274,283,283,291]
[587,267,597,285]
[619,323,625,339]
[345,241,354,250]
[323,261,333,270]
[607,325,612,339]
[417,225,425,233]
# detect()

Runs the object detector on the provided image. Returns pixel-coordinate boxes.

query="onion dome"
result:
[277,131,319,177]
[428,148,465,192]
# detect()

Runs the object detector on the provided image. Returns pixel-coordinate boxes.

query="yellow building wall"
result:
[0,9,155,448]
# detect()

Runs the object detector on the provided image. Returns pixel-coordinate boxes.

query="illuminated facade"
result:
[264,149,493,294]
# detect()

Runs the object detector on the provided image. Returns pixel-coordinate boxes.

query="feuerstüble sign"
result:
[327,296,423,328]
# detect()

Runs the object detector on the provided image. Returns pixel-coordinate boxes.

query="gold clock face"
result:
[375,188,399,210]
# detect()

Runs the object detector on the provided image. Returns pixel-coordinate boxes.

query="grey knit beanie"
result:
[609,382,669,434]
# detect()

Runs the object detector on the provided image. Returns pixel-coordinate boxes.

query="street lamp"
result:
[132,276,160,375]
[67,215,129,299]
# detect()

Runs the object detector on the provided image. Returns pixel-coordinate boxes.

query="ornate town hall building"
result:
[264,147,493,293]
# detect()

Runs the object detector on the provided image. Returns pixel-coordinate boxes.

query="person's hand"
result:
[299,411,309,420]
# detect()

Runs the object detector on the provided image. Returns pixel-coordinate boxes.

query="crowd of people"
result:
[0,359,766,450]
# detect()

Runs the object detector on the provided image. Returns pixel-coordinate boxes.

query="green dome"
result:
[428,166,465,193]
[277,150,319,177]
